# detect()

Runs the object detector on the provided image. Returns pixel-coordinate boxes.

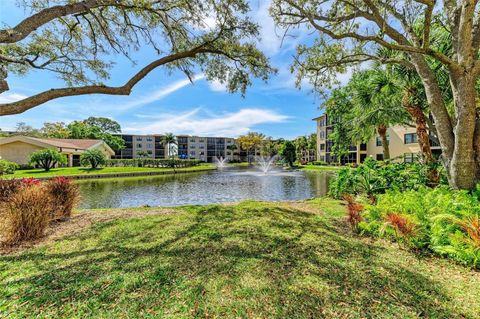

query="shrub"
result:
[358,186,480,267]
[104,158,201,168]
[80,149,107,169]
[29,149,67,171]
[329,157,445,199]
[343,194,363,230]
[1,184,52,245]
[0,179,22,201]
[44,177,79,220]
[0,159,19,175]
[309,160,328,166]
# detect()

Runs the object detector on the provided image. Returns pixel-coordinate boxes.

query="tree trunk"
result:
[402,89,434,164]
[377,124,390,160]
[449,71,478,189]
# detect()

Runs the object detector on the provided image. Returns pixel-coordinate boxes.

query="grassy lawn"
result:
[1,199,479,318]
[6,165,215,179]
[298,165,344,171]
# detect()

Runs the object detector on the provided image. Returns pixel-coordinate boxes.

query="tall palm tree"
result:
[161,133,177,159]
[347,69,409,160]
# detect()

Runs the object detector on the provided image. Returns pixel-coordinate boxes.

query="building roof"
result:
[312,114,327,121]
[0,136,115,155]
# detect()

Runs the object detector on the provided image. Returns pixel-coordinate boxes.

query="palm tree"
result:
[226,144,238,160]
[161,133,177,159]
[347,69,409,160]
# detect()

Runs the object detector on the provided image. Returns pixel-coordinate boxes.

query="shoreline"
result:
[6,166,217,181]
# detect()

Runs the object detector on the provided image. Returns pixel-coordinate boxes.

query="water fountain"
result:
[254,155,278,174]
[213,156,229,168]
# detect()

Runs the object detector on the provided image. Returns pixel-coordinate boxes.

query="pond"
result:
[76,167,334,209]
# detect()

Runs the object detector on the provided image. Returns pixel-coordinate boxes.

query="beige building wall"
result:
[0,141,44,165]
[366,126,421,161]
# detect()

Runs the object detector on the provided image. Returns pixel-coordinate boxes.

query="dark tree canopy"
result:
[0,0,274,115]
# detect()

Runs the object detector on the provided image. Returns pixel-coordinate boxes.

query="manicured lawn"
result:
[298,164,344,171]
[1,199,479,318]
[6,165,215,178]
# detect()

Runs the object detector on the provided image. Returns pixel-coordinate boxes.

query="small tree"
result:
[29,149,66,171]
[80,149,107,169]
[280,141,296,167]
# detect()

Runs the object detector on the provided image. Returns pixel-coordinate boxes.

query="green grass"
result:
[298,165,344,171]
[1,199,479,318]
[7,165,215,178]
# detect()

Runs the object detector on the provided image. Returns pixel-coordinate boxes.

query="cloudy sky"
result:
[0,1,341,139]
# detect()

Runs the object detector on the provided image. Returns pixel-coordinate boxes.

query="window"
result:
[227,152,231,155]
[404,133,417,144]
[199,139,205,143]
[227,140,231,144]
[319,117,326,127]
[146,137,153,142]
[376,135,390,147]
[190,145,196,149]
[360,143,367,151]
[320,143,325,151]
[136,137,143,141]
[376,154,384,161]
[137,143,142,148]
[320,131,325,139]
[147,143,153,149]
[199,146,204,149]
[190,151,196,156]
[190,139,196,143]
[404,153,415,163]
[147,150,152,155]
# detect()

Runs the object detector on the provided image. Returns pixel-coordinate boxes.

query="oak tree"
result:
[0,0,273,115]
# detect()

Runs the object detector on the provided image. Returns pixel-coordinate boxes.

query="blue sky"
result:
[0,1,344,139]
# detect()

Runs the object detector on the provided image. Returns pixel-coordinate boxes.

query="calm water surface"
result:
[76,168,333,209]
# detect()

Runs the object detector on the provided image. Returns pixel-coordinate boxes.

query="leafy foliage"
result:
[80,149,107,169]
[356,186,480,267]
[329,157,444,199]
[279,140,296,167]
[0,159,19,175]
[104,158,201,168]
[29,149,67,172]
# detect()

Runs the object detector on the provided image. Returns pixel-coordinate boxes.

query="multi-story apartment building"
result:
[314,114,441,164]
[113,134,238,162]
[112,134,165,159]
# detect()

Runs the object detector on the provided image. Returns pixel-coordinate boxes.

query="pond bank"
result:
[6,165,216,180]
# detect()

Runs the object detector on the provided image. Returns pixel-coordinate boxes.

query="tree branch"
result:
[0,0,117,44]
[0,45,212,115]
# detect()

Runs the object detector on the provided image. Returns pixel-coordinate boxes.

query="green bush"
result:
[328,157,444,199]
[104,158,201,168]
[0,159,19,175]
[358,186,480,268]
[80,149,107,169]
[29,149,67,171]
[309,160,328,166]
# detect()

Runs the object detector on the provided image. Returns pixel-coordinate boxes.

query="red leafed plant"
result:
[21,177,41,187]
[385,212,417,237]
[458,215,480,248]
[343,194,364,230]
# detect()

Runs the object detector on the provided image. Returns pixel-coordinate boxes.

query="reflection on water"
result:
[76,168,334,209]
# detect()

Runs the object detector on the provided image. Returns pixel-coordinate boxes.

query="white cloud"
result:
[207,79,227,92]
[112,73,205,111]
[0,92,28,103]
[124,108,289,137]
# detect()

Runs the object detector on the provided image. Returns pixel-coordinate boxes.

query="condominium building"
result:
[113,134,239,162]
[112,134,165,159]
[314,114,441,164]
